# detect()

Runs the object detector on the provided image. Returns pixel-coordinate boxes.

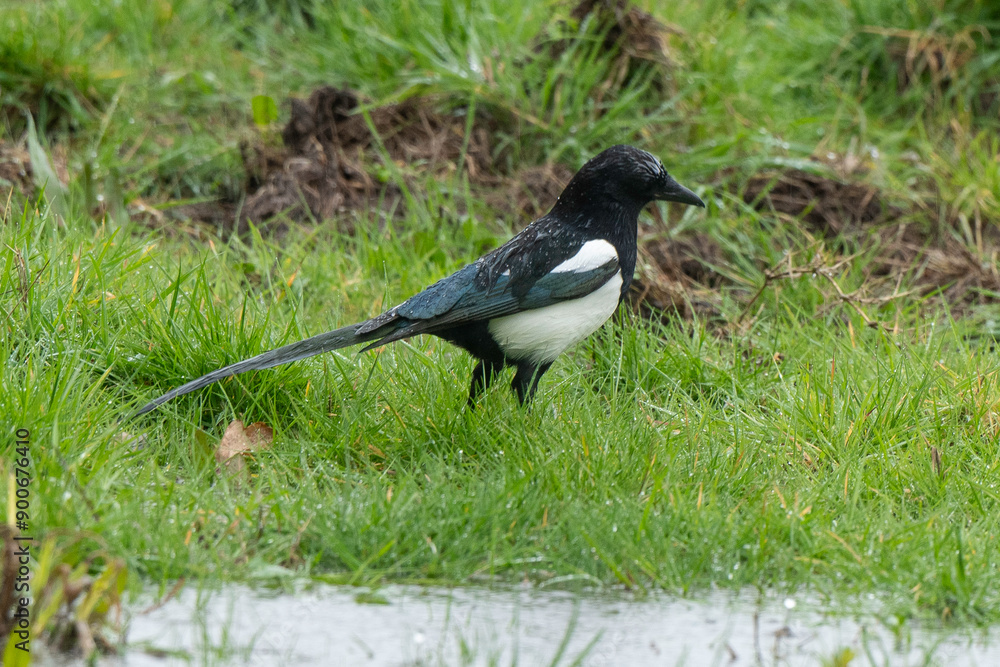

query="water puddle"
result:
[43,584,1000,665]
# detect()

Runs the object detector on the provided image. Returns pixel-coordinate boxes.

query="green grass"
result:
[2,0,1000,654]
[4,197,999,625]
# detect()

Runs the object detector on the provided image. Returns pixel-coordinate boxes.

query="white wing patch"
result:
[488,271,623,365]
[551,239,618,273]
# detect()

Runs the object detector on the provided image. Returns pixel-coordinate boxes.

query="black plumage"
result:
[133,144,704,417]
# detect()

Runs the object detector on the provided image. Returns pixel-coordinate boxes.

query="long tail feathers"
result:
[132,322,384,418]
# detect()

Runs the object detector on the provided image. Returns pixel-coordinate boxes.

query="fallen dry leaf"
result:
[215,420,273,478]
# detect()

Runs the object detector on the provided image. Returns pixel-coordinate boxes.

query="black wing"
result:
[357,216,619,347]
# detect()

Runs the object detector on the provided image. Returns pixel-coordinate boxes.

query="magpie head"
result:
[561,145,705,211]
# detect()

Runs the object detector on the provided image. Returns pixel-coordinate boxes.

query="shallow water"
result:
[51,584,1000,666]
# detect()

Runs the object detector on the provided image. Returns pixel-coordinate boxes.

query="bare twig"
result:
[738,246,912,332]
[737,247,851,324]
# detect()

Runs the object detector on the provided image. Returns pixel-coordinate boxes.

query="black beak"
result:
[658,178,705,208]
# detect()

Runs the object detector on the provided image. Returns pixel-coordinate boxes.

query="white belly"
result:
[488,271,623,365]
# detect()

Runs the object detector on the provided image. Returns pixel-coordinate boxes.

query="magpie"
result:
[133,145,704,416]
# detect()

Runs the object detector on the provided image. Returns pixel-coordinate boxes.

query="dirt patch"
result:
[284,88,495,180]
[0,139,71,211]
[238,86,497,234]
[234,0,686,233]
[976,84,1000,119]
[742,164,1000,314]
[628,233,728,320]
[743,168,896,236]
[0,142,32,199]
[860,26,983,100]
[484,162,575,222]
[548,0,681,94]
[238,87,583,231]
[871,224,1000,307]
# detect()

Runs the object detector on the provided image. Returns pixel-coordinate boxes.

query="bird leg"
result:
[511,362,552,406]
[468,359,505,407]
